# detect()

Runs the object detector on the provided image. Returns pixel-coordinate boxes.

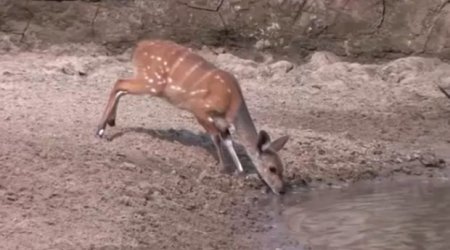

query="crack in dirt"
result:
[12,0,33,43]
[421,0,449,53]
[89,3,101,36]
[376,0,386,29]
[176,0,224,12]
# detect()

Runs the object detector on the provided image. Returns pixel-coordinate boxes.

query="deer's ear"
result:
[269,135,289,152]
[257,130,271,152]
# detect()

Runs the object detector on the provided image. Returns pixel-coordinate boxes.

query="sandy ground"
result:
[1,43,450,249]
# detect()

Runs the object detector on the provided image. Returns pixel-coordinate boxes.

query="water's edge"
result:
[257,176,450,250]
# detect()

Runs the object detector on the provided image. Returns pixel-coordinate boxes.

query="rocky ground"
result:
[1,42,450,249]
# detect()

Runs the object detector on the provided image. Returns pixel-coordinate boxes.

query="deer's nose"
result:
[276,183,286,195]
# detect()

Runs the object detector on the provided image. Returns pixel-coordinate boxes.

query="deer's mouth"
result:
[255,172,284,195]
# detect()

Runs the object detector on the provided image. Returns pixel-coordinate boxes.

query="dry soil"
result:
[1,43,450,249]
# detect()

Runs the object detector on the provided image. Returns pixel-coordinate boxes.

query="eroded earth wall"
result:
[1,0,450,60]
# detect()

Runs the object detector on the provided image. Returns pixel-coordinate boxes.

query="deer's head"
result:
[254,130,289,195]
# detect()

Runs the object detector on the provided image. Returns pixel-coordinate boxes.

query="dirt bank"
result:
[2,0,450,62]
[1,43,450,249]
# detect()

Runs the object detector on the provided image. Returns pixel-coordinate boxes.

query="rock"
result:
[308,51,342,69]
[60,63,88,76]
[254,39,272,50]
[269,60,294,74]
[419,154,446,169]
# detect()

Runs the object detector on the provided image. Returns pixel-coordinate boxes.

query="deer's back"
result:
[131,40,242,119]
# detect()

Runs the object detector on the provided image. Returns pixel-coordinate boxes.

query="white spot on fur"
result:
[157,57,162,61]
[155,73,162,79]
[169,85,186,93]
[170,85,182,91]
[167,77,173,83]
[148,78,154,83]
[163,61,168,66]
[189,89,207,96]
[207,117,214,122]
[227,88,231,93]
[150,55,155,59]
[214,75,225,83]
[150,88,157,93]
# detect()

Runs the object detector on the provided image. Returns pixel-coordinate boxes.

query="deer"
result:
[95,39,290,195]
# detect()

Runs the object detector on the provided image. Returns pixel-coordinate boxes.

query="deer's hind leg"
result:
[96,78,153,138]
[195,117,229,172]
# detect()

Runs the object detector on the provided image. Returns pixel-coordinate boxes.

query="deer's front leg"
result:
[96,78,150,138]
[220,131,244,173]
[211,117,244,173]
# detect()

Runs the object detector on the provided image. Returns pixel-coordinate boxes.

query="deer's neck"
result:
[232,100,259,155]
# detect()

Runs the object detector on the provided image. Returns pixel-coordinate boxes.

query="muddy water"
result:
[270,179,450,250]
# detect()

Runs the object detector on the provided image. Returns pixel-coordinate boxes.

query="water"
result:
[274,179,450,250]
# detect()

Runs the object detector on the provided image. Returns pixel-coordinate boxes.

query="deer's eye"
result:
[269,167,277,174]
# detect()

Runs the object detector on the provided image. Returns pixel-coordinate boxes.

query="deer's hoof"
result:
[96,128,105,138]
[234,170,246,178]
[107,119,116,127]
[218,164,234,175]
